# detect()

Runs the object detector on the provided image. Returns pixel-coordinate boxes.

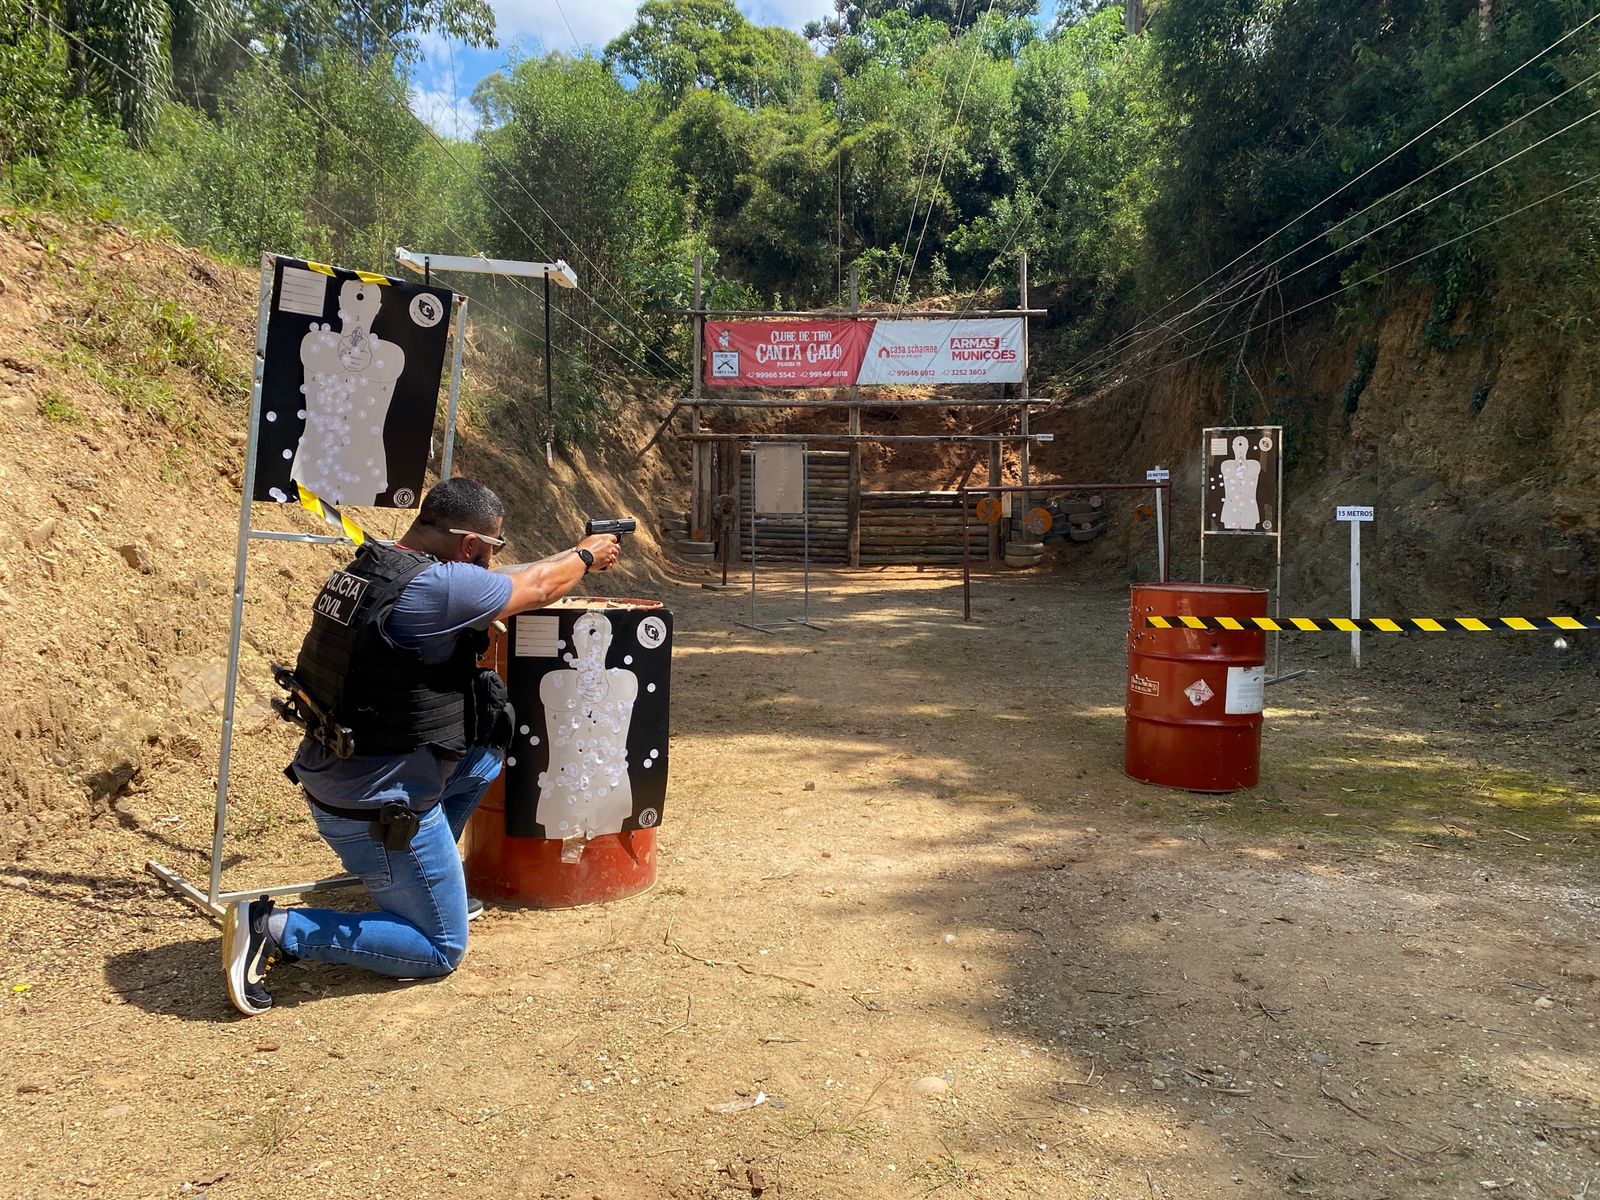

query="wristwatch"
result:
[573,546,595,572]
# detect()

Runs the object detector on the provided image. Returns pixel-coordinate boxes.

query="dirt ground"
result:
[2,564,1597,1200]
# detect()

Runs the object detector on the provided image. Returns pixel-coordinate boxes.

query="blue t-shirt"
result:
[292,561,514,810]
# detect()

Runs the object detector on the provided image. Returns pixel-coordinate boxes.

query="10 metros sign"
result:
[705,319,1024,387]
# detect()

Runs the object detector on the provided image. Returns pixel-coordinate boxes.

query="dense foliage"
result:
[3,0,1597,413]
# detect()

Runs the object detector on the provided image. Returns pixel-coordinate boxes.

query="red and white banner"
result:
[705,318,1024,388]
[705,320,870,388]
[858,318,1023,384]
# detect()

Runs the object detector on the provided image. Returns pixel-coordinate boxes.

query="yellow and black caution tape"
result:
[299,259,390,285]
[296,483,368,546]
[1147,614,1600,633]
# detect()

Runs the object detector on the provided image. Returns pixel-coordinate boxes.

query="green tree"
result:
[481,54,691,372]
[606,0,817,109]
[805,0,1039,47]
[0,0,110,170]
[50,0,227,143]
[251,0,495,77]
[968,6,1156,288]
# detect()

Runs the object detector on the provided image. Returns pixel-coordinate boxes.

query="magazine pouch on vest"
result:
[289,543,475,758]
[471,661,515,750]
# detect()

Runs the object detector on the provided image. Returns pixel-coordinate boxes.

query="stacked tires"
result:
[1004,541,1044,568]
[657,505,715,565]
[1065,499,1107,543]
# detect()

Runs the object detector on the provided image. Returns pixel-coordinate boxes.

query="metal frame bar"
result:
[544,273,554,467]
[146,253,469,922]
[676,307,1046,318]
[1019,252,1031,490]
[683,433,1049,445]
[676,397,1047,409]
[395,247,577,288]
[961,482,1173,621]
[738,443,825,634]
[1198,425,1286,677]
[440,293,469,478]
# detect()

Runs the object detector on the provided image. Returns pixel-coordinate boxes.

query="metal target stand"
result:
[738,441,825,633]
[1198,424,1299,684]
[146,248,575,920]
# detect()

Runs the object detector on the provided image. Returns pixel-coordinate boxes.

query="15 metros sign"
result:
[705,319,1024,387]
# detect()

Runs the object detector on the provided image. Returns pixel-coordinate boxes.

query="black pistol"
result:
[585,518,636,538]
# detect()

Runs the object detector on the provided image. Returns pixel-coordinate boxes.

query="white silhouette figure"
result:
[1219,435,1262,530]
[535,614,638,838]
[292,279,406,505]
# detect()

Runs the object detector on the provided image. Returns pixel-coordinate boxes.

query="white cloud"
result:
[489,0,836,59]
[411,84,482,139]
[491,0,642,56]
[742,0,837,33]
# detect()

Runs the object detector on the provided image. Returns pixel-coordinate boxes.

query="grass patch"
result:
[37,386,81,422]
[158,445,188,483]
[42,258,247,432]
[56,339,196,431]
[1188,747,1600,856]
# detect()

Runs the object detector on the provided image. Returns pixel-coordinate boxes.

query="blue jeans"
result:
[279,747,502,979]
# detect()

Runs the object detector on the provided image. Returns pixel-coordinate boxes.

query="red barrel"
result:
[463,599,666,907]
[1124,583,1267,792]
[462,788,657,907]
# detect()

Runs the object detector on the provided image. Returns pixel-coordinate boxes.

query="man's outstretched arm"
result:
[492,534,620,620]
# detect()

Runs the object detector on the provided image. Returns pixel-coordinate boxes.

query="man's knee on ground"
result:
[425,933,467,975]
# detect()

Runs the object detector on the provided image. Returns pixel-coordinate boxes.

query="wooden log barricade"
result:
[859,491,987,566]
[738,449,850,564]
[729,453,1113,569]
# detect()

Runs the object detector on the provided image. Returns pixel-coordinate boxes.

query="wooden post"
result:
[1019,251,1031,495]
[730,440,743,565]
[711,441,723,563]
[987,443,1002,561]
[691,254,703,538]
[847,264,862,568]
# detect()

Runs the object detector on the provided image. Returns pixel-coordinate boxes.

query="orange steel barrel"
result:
[462,789,657,907]
[463,598,668,907]
[1124,583,1267,793]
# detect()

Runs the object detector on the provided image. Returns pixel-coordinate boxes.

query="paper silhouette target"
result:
[1202,426,1281,536]
[503,605,672,840]
[252,256,453,509]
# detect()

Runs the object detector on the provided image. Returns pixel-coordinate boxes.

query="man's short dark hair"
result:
[418,477,505,533]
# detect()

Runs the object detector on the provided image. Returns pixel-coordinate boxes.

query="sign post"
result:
[1337,506,1374,667]
[1146,467,1170,580]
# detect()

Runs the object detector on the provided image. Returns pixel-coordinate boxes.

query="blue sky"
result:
[411,0,1061,137]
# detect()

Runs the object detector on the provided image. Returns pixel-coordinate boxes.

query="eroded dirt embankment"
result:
[1032,296,1600,618]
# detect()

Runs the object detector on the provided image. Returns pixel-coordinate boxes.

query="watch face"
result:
[577,547,594,567]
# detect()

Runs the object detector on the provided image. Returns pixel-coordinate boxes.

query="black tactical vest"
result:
[293,542,477,758]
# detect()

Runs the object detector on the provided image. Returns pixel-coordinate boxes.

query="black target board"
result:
[1202,425,1282,536]
[252,256,452,509]
[502,605,673,840]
